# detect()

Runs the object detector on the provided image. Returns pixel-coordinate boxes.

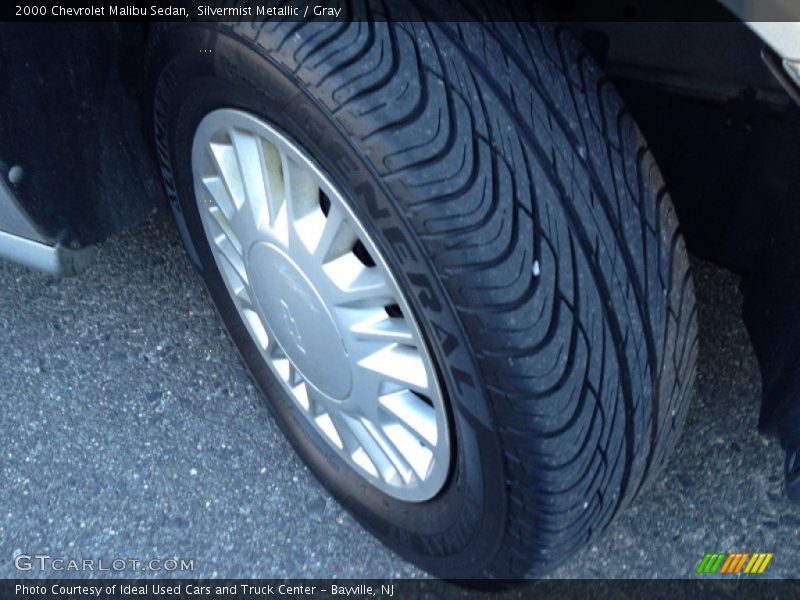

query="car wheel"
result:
[147,20,698,579]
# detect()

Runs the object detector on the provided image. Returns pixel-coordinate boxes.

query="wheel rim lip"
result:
[190,108,452,502]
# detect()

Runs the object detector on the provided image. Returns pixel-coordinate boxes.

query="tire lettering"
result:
[383,226,416,265]
[407,273,442,312]
[354,182,390,220]
[450,366,475,394]
[431,320,458,357]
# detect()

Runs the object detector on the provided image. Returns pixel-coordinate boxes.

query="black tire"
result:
[147,19,698,579]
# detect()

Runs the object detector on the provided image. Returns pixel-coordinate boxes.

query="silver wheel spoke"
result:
[212,230,248,288]
[356,344,431,397]
[314,203,358,264]
[279,150,319,253]
[343,414,413,485]
[202,176,238,224]
[381,420,435,480]
[229,129,272,241]
[240,307,268,349]
[192,109,451,502]
[325,259,395,308]
[204,144,258,253]
[209,142,246,211]
[313,411,344,450]
[328,410,365,457]
[350,314,414,346]
[305,384,329,417]
[379,389,438,448]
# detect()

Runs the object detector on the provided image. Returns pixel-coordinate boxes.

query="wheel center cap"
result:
[247,242,352,400]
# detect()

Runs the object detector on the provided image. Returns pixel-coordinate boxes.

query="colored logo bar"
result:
[696,552,773,574]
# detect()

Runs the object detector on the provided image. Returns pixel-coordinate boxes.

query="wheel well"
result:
[581,20,800,447]
[0,23,167,248]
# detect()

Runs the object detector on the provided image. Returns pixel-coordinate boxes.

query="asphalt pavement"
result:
[1,216,798,580]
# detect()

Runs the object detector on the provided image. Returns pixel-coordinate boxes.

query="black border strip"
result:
[4,579,800,599]
[1,0,798,23]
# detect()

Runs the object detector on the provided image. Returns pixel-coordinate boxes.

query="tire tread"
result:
[211,15,697,578]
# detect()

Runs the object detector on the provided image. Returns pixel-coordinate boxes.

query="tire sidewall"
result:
[148,25,507,577]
